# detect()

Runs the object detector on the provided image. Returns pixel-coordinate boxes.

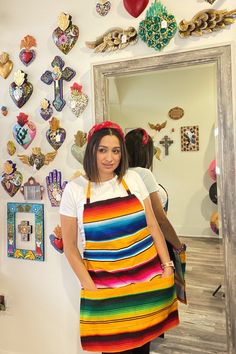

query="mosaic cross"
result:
[159,135,173,156]
[18,220,33,242]
[41,56,76,111]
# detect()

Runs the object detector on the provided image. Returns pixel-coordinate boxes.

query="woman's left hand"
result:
[161,266,174,278]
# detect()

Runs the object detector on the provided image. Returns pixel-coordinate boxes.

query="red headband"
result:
[87,121,125,142]
[137,128,149,145]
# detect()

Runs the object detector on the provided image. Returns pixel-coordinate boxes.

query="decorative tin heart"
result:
[19,49,35,66]
[9,70,33,108]
[1,160,23,197]
[13,112,36,149]
[0,52,13,79]
[49,225,63,253]
[96,0,111,16]
[39,98,53,121]
[71,130,87,164]
[123,0,149,18]
[52,13,79,54]
[68,83,88,118]
[46,117,66,150]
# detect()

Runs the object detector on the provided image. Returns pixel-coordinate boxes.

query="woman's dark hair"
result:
[83,128,128,182]
[125,128,153,169]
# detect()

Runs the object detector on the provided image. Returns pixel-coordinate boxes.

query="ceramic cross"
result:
[41,56,76,112]
[18,220,33,242]
[159,135,173,156]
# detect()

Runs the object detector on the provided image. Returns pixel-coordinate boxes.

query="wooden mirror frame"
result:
[92,45,236,353]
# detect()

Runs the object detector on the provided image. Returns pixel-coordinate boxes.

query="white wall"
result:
[0,0,235,353]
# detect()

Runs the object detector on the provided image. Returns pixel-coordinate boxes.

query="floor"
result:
[151,237,227,354]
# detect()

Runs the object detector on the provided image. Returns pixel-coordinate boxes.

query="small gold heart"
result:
[0,60,13,79]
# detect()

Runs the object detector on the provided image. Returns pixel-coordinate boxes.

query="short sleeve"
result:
[127,170,149,201]
[142,169,159,194]
[59,182,77,217]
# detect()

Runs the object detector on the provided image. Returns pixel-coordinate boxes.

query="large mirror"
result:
[92,45,236,354]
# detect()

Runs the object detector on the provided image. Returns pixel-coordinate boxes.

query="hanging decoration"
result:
[138,0,177,51]
[71,130,87,164]
[9,69,33,108]
[148,121,167,132]
[86,27,138,53]
[68,83,88,118]
[49,225,64,253]
[0,52,13,79]
[1,160,23,197]
[39,98,53,121]
[12,112,36,150]
[46,117,66,150]
[7,141,16,156]
[19,35,37,66]
[1,106,8,116]
[209,182,217,204]
[52,13,79,55]
[20,177,44,200]
[179,9,236,38]
[181,126,199,151]
[168,106,184,120]
[41,56,76,112]
[17,147,57,171]
[159,135,173,156]
[210,211,219,235]
[205,0,216,3]
[7,202,44,261]
[208,159,216,181]
[46,169,67,207]
[96,0,111,16]
[123,0,149,18]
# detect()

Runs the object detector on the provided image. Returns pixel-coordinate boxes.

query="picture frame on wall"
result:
[7,202,44,261]
[181,125,199,151]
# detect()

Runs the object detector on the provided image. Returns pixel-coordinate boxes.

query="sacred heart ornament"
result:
[1,160,23,197]
[46,117,66,150]
[123,0,149,18]
[68,83,88,118]
[13,112,36,149]
[71,130,87,164]
[96,0,111,16]
[19,35,37,66]
[0,52,13,79]
[39,98,53,121]
[49,225,64,254]
[18,147,57,171]
[52,13,79,54]
[9,70,33,108]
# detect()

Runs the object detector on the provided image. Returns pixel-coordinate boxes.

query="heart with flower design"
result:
[52,13,79,54]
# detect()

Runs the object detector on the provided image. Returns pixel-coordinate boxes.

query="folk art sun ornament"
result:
[53,13,79,54]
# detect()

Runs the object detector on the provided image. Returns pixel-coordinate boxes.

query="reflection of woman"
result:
[125,128,187,303]
[60,121,179,354]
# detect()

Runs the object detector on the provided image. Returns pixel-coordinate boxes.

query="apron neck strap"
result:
[86,177,131,204]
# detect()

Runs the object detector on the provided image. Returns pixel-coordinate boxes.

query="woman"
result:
[60,121,179,354]
[125,128,187,304]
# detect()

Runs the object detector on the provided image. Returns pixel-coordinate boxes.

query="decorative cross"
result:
[18,220,33,242]
[159,135,173,156]
[41,56,76,111]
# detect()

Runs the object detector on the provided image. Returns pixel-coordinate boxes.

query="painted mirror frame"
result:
[92,45,236,353]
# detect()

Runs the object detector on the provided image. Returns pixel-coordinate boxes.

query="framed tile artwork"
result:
[181,125,199,151]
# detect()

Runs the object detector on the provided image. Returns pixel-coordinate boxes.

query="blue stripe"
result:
[84,211,147,242]
[83,235,154,261]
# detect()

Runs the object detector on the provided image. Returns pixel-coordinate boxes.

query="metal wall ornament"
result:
[96,0,111,16]
[148,121,167,131]
[39,98,53,121]
[18,147,57,171]
[52,13,79,55]
[168,106,184,120]
[138,0,177,51]
[123,0,149,18]
[159,135,173,156]
[19,35,37,66]
[9,70,33,108]
[206,0,216,4]
[0,52,13,79]
[85,27,138,53]
[7,141,16,156]
[49,225,64,253]
[71,130,87,164]
[7,202,44,261]
[13,112,36,149]
[1,106,8,116]
[68,83,88,118]
[46,117,66,150]
[41,56,76,112]
[181,125,199,151]
[1,160,23,197]
[46,169,67,207]
[20,177,44,200]
[179,8,236,38]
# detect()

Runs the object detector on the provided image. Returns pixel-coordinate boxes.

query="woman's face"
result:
[96,135,121,181]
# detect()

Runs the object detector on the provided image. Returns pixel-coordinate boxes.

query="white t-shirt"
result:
[130,167,168,210]
[60,170,149,246]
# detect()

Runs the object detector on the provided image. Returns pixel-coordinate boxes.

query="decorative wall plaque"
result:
[52,13,79,55]
[181,125,199,151]
[9,70,33,108]
[18,147,57,171]
[20,177,44,200]
[168,106,184,120]
[1,160,23,197]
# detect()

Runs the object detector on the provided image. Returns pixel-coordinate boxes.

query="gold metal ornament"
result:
[179,9,236,38]
[0,52,13,79]
[7,141,16,156]
[17,147,57,171]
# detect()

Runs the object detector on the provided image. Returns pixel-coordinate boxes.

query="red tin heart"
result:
[123,0,149,18]
[19,49,35,66]
[49,234,64,253]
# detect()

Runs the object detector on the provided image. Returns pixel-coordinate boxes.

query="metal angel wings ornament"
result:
[17,147,57,171]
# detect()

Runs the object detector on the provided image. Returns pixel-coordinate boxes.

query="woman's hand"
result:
[161,266,174,278]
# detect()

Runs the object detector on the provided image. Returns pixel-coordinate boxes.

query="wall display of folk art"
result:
[52,13,79,55]
[181,125,199,151]
[7,203,44,261]
[19,35,37,66]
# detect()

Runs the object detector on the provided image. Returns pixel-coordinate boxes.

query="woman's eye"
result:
[113,149,121,154]
[98,148,107,153]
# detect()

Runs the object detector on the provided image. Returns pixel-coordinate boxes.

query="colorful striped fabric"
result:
[80,179,179,352]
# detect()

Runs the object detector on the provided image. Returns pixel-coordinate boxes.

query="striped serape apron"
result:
[80,178,179,353]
